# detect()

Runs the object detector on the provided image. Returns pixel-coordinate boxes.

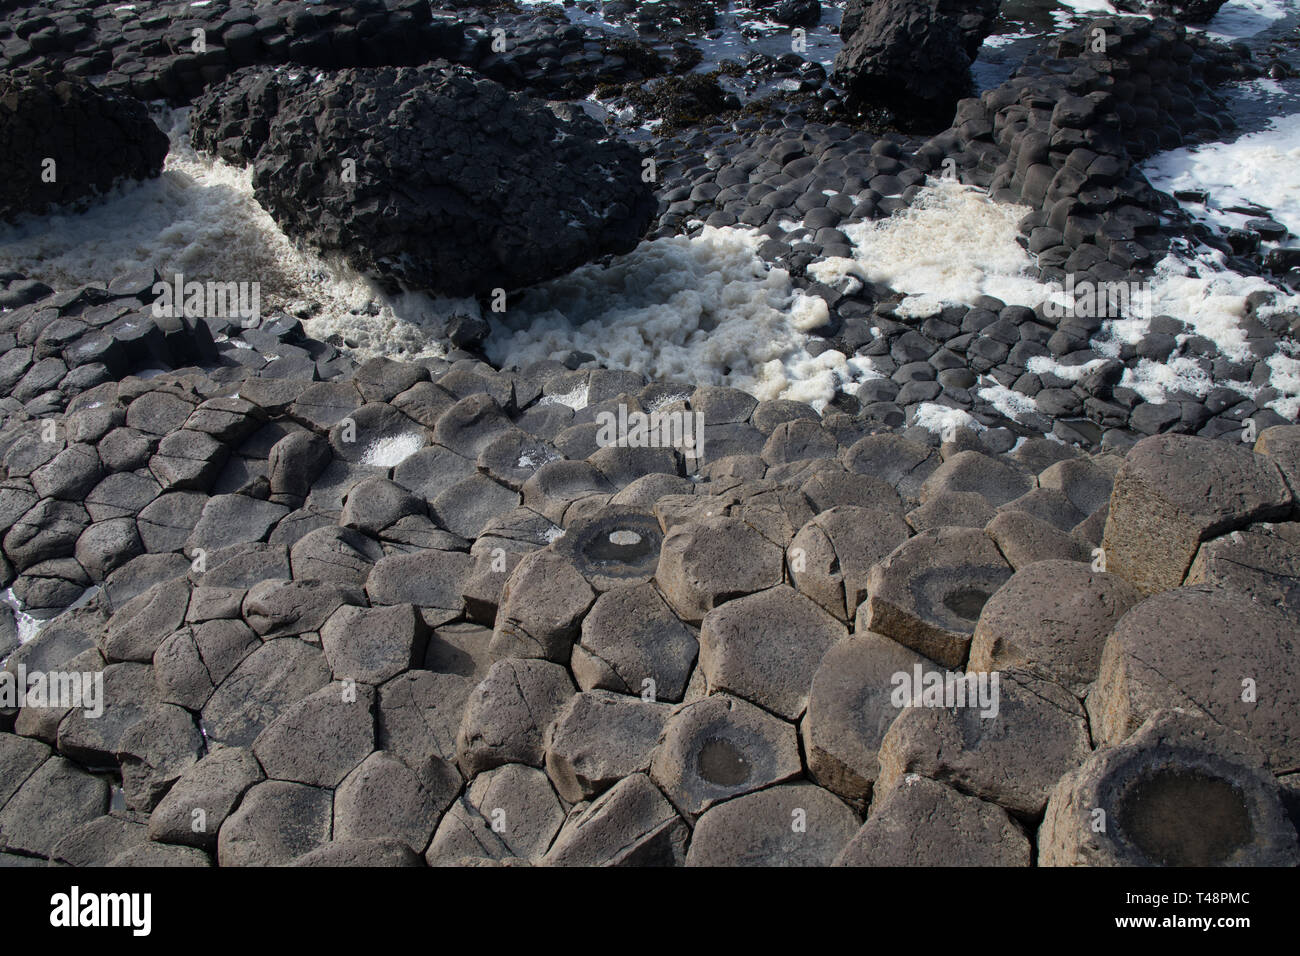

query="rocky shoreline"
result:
[0,0,1298,867]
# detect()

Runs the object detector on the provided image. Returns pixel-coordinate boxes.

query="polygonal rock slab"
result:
[1040,710,1299,867]
[365,548,472,612]
[833,774,1031,867]
[292,839,423,867]
[841,433,939,503]
[572,582,698,702]
[920,450,1035,508]
[1102,434,1293,594]
[877,669,1092,817]
[0,755,108,857]
[1088,586,1300,772]
[544,690,672,803]
[1185,526,1300,619]
[789,506,911,621]
[655,516,784,624]
[217,780,334,867]
[148,746,264,850]
[320,603,428,684]
[969,560,1144,696]
[686,782,860,867]
[551,506,664,591]
[699,584,846,720]
[456,658,575,778]
[252,681,375,788]
[650,693,801,819]
[801,632,934,807]
[465,763,565,861]
[984,508,1093,569]
[860,526,1012,668]
[201,639,332,748]
[488,549,595,662]
[333,750,458,854]
[542,772,688,867]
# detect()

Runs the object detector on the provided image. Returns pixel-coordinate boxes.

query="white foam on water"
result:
[1142,111,1300,242]
[808,180,1051,311]
[359,433,426,467]
[813,180,1300,416]
[911,403,985,437]
[0,107,455,361]
[1204,0,1296,40]
[1267,351,1300,418]
[486,225,880,408]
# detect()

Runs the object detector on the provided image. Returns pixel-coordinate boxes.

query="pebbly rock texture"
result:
[193,64,655,297]
[0,68,168,221]
[831,0,1001,123]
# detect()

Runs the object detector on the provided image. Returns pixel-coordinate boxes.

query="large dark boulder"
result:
[0,68,169,222]
[832,0,1001,123]
[1112,0,1227,23]
[193,64,655,298]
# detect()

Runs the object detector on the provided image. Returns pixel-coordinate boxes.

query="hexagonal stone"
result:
[1185,526,1300,618]
[877,669,1091,817]
[391,444,477,501]
[521,460,614,525]
[0,733,50,809]
[841,433,939,502]
[969,560,1144,695]
[650,693,801,819]
[906,490,997,532]
[984,508,1093,569]
[801,632,934,807]
[489,549,595,662]
[333,750,459,854]
[102,577,190,662]
[1103,434,1293,594]
[292,839,423,867]
[686,782,861,867]
[4,498,88,571]
[799,464,906,515]
[135,490,206,553]
[464,763,565,861]
[544,690,671,803]
[184,494,288,554]
[542,772,688,867]
[117,702,206,811]
[434,393,515,459]
[699,585,845,720]
[288,525,384,586]
[330,402,432,465]
[833,775,1030,867]
[201,639,332,748]
[85,471,159,522]
[149,429,228,492]
[241,579,360,638]
[920,450,1035,509]
[424,797,513,866]
[1037,456,1117,516]
[30,443,102,500]
[572,582,698,702]
[456,658,574,778]
[339,476,424,535]
[790,506,911,621]
[551,506,664,591]
[363,548,472,615]
[50,815,148,866]
[253,681,375,787]
[1089,586,1300,771]
[321,603,428,684]
[0,756,108,857]
[1040,710,1299,867]
[431,472,521,539]
[860,526,1012,668]
[125,390,196,436]
[761,419,839,466]
[75,517,144,580]
[655,516,784,624]
[217,780,333,867]
[1255,425,1300,513]
[148,746,264,850]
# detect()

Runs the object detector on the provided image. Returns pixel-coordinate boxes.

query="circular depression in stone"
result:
[696,737,751,787]
[911,565,1012,633]
[1115,769,1254,866]
[941,586,992,622]
[557,508,663,587]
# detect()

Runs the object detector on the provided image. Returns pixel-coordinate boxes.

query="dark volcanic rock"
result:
[196,64,655,297]
[831,0,1000,123]
[0,68,168,222]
